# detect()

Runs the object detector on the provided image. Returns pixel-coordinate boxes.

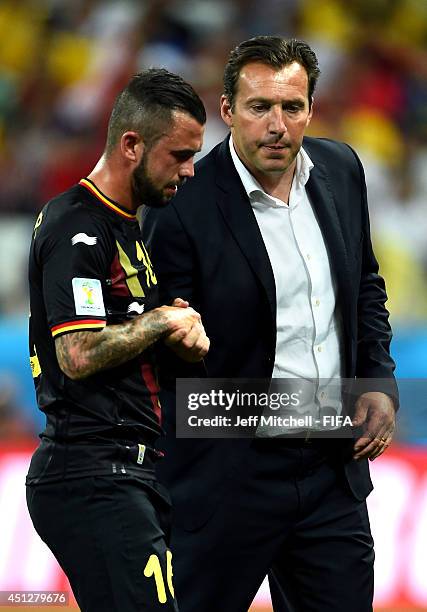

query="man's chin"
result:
[139,188,176,208]
[144,198,170,209]
[258,156,296,174]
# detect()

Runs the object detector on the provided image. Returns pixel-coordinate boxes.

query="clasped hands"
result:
[161,298,210,362]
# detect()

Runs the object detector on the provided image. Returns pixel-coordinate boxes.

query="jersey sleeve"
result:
[34,204,113,339]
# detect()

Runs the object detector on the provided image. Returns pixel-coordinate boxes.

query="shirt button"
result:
[317,346,322,352]
[307,254,311,260]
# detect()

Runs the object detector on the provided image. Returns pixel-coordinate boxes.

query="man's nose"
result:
[179,159,195,179]
[268,107,287,134]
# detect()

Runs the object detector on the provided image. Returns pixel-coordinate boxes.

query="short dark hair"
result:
[105,68,206,156]
[223,36,320,110]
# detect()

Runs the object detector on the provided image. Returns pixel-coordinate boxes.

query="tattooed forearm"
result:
[55,309,167,379]
[55,304,201,379]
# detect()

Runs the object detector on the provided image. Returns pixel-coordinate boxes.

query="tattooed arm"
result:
[55,305,204,380]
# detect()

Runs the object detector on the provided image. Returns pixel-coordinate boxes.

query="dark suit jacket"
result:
[142,135,398,531]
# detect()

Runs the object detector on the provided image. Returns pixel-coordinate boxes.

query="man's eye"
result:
[174,152,192,161]
[252,105,268,112]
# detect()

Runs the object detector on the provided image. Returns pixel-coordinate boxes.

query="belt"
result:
[290,424,354,441]
[254,427,355,448]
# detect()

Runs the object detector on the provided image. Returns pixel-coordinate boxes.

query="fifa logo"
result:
[82,283,94,305]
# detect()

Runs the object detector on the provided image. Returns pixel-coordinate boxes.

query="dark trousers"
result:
[26,475,178,612]
[170,439,374,612]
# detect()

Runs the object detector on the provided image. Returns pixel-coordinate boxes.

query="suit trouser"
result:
[170,438,374,612]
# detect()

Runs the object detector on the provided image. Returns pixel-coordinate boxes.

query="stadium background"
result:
[0,0,426,610]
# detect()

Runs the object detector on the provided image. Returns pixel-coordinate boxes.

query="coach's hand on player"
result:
[352,392,396,461]
[162,297,210,362]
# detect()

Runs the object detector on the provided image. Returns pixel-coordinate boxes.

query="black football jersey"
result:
[28,179,163,482]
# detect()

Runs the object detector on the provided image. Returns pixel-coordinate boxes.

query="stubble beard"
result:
[131,157,170,209]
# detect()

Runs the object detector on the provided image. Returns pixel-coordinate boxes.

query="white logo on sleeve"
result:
[72,278,105,316]
[127,302,145,315]
[71,233,98,246]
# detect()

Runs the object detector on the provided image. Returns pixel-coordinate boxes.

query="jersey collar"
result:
[79,178,137,220]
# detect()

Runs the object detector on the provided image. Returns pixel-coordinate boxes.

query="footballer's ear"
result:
[120,131,144,164]
[220,95,233,128]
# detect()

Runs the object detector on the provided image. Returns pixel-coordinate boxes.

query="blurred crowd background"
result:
[0,0,426,441]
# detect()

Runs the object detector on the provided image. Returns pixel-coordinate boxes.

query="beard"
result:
[131,157,179,209]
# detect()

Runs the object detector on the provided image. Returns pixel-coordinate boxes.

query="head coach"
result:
[142,37,398,612]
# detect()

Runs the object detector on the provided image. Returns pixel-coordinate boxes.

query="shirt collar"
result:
[229,136,314,206]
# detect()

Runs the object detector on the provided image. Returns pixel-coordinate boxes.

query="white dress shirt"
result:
[229,137,344,434]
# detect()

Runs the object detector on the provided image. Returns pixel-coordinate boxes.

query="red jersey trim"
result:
[141,362,162,424]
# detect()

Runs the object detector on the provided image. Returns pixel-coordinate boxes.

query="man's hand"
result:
[163,297,210,362]
[352,392,396,461]
[157,301,201,337]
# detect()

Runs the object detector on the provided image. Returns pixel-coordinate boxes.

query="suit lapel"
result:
[305,159,352,336]
[214,138,277,322]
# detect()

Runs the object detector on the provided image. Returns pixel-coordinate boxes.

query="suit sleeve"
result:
[141,203,199,308]
[141,203,205,385]
[351,147,399,407]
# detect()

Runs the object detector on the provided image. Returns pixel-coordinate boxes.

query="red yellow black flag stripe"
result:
[51,319,106,338]
[79,179,137,220]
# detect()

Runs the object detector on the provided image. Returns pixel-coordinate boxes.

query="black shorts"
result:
[26,475,179,612]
